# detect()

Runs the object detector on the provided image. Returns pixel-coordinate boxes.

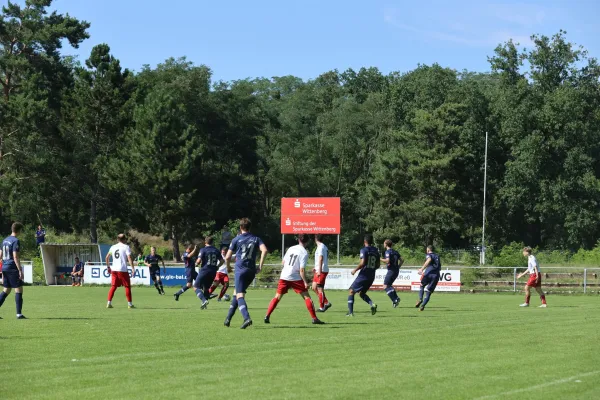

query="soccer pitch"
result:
[4,288,599,399]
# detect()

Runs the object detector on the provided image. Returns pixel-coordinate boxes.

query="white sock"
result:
[128,302,133,306]
[107,301,112,305]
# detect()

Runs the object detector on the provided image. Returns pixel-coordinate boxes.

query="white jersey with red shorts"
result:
[278,244,309,294]
[526,255,541,287]
[108,243,132,287]
[313,243,329,286]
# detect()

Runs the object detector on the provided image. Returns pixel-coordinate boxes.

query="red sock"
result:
[267,298,280,317]
[305,298,317,319]
[322,292,328,305]
[108,286,117,301]
[318,292,325,308]
[541,295,546,304]
[219,285,229,299]
[525,294,531,304]
[208,285,216,295]
[125,287,132,302]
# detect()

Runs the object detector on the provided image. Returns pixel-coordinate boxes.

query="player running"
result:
[173,243,199,301]
[265,234,324,325]
[105,234,136,309]
[0,222,26,319]
[415,245,441,311]
[208,248,232,301]
[381,240,403,308]
[347,234,380,317]
[193,237,224,310]
[145,247,166,295]
[312,234,332,312]
[224,218,268,329]
[518,247,547,308]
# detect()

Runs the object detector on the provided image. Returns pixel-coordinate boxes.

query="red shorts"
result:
[276,279,307,295]
[312,271,328,287]
[215,272,229,285]
[111,271,131,288]
[526,273,542,288]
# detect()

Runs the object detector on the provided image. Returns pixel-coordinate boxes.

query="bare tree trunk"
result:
[90,196,98,244]
[171,224,181,262]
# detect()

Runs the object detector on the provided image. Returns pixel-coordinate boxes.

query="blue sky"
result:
[38,0,600,82]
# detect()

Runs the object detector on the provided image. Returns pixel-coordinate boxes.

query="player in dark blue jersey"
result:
[347,234,380,317]
[0,222,26,319]
[193,236,224,310]
[381,239,404,308]
[416,245,441,311]
[173,243,199,301]
[224,218,268,329]
[145,247,166,295]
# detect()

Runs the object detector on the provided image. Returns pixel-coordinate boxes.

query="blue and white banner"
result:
[84,265,150,285]
[158,267,195,287]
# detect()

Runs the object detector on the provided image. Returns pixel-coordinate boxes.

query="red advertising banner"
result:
[281,198,341,234]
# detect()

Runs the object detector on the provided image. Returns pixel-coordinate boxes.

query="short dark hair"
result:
[298,234,310,244]
[75,257,79,260]
[364,234,373,245]
[11,222,24,234]
[427,245,435,252]
[523,246,532,254]
[384,239,393,248]
[240,218,252,231]
[315,234,324,242]
[117,233,127,243]
[205,236,214,245]
[186,243,194,251]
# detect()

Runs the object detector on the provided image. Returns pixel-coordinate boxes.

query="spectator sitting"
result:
[71,257,84,286]
[36,225,46,246]
[136,253,145,266]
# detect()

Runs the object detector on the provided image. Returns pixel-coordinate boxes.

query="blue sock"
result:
[347,295,354,314]
[419,286,425,301]
[421,290,432,307]
[385,287,397,302]
[176,286,189,296]
[15,293,23,315]
[195,288,207,302]
[226,297,238,321]
[360,292,373,306]
[0,291,8,308]
[237,297,250,321]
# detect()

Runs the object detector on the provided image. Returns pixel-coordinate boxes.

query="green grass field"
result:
[2,287,599,399]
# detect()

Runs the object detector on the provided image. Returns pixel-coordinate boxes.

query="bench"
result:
[53,266,84,285]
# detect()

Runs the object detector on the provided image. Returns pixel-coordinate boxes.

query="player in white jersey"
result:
[312,234,332,312]
[208,248,233,301]
[264,234,324,325]
[517,247,547,308]
[104,234,136,309]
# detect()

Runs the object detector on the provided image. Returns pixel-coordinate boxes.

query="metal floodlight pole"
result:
[337,234,340,265]
[481,131,488,265]
[281,234,284,259]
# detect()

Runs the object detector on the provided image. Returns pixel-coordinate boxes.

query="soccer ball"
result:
[223,294,231,301]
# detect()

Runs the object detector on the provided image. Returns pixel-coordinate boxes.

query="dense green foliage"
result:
[2,2,600,259]
[4,287,600,399]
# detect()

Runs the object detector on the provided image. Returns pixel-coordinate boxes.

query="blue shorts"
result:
[2,270,23,289]
[194,269,217,291]
[384,269,399,286]
[234,268,256,294]
[350,275,374,293]
[185,267,198,284]
[149,266,161,280]
[421,273,440,293]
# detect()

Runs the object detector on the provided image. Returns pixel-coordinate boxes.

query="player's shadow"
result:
[549,306,577,308]
[259,325,344,329]
[137,307,184,310]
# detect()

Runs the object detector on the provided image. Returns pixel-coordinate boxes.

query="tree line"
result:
[2,1,600,260]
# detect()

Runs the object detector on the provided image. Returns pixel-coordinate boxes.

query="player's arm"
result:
[258,243,268,273]
[105,252,112,272]
[144,257,151,267]
[418,257,431,275]
[127,254,135,275]
[189,245,199,258]
[225,249,233,270]
[14,249,23,280]
[380,256,389,268]
[352,258,365,276]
